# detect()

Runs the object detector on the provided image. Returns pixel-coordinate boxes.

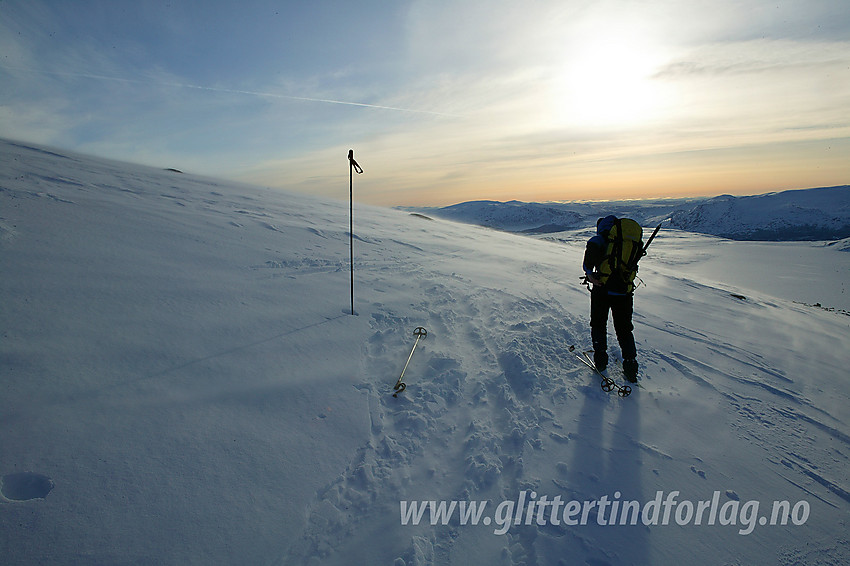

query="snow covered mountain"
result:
[413,186,850,241]
[668,186,850,240]
[1,138,849,565]
[408,198,689,234]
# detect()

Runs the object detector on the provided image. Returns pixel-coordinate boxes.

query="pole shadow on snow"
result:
[0,313,352,426]
[84,314,352,401]
[142,313,351,382]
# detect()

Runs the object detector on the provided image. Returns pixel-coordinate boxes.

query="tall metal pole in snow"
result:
[348,149,363,315]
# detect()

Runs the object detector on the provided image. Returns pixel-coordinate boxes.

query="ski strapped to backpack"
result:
[643,221,662,254]
[597,220,662,293]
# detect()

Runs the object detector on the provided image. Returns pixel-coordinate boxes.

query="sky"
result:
[1,0,848,206]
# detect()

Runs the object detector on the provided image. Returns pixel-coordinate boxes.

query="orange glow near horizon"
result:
[317,135,850,207]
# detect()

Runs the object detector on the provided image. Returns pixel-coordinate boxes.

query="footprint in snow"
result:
[690,466,707,479]
[1,472,54,501]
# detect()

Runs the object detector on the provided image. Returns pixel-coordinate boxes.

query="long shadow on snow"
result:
[135,313,350,385]
[0,313,351,426]
[566,385,648,565]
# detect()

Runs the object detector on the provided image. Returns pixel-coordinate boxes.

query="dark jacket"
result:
[583,215,629,295]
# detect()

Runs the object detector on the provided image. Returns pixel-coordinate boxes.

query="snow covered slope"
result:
[414,186,850,241]
[409,198,691,235]
[1,139,849,565]
[669,186,850,240]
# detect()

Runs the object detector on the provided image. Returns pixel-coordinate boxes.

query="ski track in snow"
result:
[2,139,849,565]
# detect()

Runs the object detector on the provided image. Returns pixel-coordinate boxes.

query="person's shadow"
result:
[566,385,647,565]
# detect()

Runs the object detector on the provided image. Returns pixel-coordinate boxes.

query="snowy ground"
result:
[1,139,848,565]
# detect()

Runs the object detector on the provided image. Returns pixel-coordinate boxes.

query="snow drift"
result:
[1,138,849,565]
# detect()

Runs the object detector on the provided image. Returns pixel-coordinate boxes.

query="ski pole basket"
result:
[393,327,427,397]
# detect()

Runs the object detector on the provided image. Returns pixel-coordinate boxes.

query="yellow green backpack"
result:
[598,218,644,293]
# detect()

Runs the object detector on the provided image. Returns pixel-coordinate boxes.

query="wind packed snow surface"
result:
[1,138,849,565]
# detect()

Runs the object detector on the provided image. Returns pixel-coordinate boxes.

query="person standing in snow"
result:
[583,215,640,381]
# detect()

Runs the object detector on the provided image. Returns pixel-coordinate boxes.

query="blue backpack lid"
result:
[596,215,617,235]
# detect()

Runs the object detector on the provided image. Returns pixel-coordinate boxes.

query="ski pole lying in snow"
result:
[568,345,631,397]
[393,327,427,397]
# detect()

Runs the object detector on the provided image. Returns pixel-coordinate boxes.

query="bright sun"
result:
[553,34,668,129]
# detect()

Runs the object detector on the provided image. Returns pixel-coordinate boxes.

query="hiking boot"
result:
[593,351,609,372]
[623,359,639,382]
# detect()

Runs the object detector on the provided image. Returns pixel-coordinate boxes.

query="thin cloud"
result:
[653,38,850,79]
[0,65,463,118]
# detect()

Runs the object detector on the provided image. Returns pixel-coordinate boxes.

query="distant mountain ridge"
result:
[668,186,850,240]
[408,185,850,241]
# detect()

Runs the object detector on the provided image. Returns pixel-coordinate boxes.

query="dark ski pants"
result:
[590,287,637,361]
